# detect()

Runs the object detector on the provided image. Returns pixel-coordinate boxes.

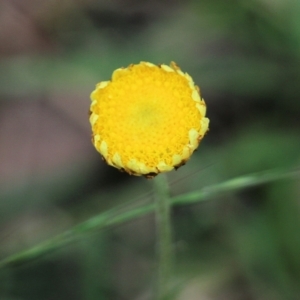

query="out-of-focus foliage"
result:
[1,0,300,299]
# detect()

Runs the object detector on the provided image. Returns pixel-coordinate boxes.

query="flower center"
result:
[131,101,160,127]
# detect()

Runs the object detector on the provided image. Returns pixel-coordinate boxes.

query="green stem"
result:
[0,167,299,269]
[153,174,173,300]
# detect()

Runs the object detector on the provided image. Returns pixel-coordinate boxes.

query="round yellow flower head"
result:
[90,61,209,178]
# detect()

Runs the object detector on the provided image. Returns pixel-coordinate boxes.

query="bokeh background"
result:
[1,0,300,299]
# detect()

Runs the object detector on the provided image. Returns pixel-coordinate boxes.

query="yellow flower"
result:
[90,61,209,178]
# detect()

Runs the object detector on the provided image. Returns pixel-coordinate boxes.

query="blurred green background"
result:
[1,0,300,299]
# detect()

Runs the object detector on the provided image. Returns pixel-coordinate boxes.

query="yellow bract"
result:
[90,61,209,178]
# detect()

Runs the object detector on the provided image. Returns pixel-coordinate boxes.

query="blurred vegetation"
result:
[1,0,300,299]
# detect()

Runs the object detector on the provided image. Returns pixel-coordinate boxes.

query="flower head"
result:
[90,61,209,178]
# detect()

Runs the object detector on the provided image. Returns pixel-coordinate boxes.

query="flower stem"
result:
[153,174,173,300]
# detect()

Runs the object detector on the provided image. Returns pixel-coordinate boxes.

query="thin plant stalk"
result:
[0,167,299,269]
[153,174,173,300]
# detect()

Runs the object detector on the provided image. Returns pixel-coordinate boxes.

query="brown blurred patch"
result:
[0,1,55,55]
[0,95,94,189]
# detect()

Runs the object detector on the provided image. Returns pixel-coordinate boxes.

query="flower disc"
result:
[90,61,209,177]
